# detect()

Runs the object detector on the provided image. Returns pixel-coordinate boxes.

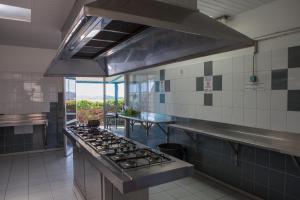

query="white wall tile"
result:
[244,54,254,73]
[222,107,233,123]
[270,90,287,110]
[256,51,272,71]
[214,58,233,75]
[233,73,244,91]
[222,74,233,91]
[270,110,287,131]
[244,109,257,127]
[287,111,300,133]
[233,92,244,108]
[232,108,244,125]
[257,110,271,129]
[244,90,257,109]
[195,92,204,106]
[233,56,244,74]
[257,91,271,110]
[212,92,222,107]
[257,71,271,90]
[271,48,288,70]
[288,68,300,90]
[222,91,233,107]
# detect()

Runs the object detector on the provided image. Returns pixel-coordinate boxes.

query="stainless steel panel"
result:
[85,158,103,200]
[0,114,47,127]
[169,121,300,157]
[74,142,86,196]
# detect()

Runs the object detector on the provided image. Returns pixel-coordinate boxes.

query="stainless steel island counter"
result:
[64,126,193,200]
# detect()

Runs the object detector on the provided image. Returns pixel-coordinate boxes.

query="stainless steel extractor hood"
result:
[45,0,254,77]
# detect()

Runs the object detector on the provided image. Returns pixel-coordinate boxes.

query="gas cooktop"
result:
[68,126,171,170]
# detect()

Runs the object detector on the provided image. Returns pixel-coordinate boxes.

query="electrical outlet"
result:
[250,75,257,83]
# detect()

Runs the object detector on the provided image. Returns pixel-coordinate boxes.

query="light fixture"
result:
[0,3,31,22]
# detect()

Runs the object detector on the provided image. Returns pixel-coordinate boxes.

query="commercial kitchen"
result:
[0,0,300,200]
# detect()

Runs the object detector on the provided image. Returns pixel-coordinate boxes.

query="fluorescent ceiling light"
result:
[0,3,31,22]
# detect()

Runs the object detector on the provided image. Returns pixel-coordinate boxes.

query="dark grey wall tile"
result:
[286,175,300,198]
[155,81,160,92]
[165,80,170,92]
[254,184,268,199]
[204,93,212,106]
[196,77,204,91]
[213,75,222,91]
[268,189,284,200]
[286,156,300,177]
[241,145,255,163]
[255,148,269,167]
[269,151,285,171]
[241,161,254,181]
[204,61,213,76]
[241,179,254,194]
[160,70,165,81]
[272,69,288,90]
[269,170,284,193]
[288,90,300,111]
[288,45,300,68]
[160,94,165,103]
[255,165,269,185]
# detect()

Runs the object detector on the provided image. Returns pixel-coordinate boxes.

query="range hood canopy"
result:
[45,0,254,77]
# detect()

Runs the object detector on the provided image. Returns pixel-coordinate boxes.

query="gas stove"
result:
[68,126,171,170]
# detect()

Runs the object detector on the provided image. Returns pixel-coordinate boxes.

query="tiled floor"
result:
[0,150,255,200]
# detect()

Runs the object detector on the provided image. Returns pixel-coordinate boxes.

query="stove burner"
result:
[68,125,172,170]
[123,160,137,168]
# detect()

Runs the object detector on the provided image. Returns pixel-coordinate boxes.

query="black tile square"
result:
[286,156,300,177]
[269,170,284,193]
[286,174,300,198]
[270,151,285,171]
[272,69,288,90]
[160,94,165,103]
[255,165,268,185]
[254,184,268,199]
[165,80,170,92]
[288,90,300,111]
[155,81,160,92]
[268,189,284,200]
[241,161,254,181]
[160,70,165,81]
[204,93,212,106]
[196,77,204,91]
[288,45,300,68]
[204,61,213,76]
[213,75,222,91]
[241,145,255,163]
[255,148,269,167]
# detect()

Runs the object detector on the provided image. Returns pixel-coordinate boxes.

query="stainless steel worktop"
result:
[0,114,48,127]
[64,127,193,194]
[118,112,174,124]
[168,123,300,157]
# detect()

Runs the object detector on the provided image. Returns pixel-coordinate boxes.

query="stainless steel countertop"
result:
[64,127,193,194]
[118,112,174,124]
[169,123,300,157]
[0,114,48,127]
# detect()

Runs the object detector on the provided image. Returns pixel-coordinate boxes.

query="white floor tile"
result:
[1,150,255,200]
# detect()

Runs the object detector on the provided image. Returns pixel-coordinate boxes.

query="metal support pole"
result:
[228,142,241,166]
[103,77,106,128]
[124,74,130,137]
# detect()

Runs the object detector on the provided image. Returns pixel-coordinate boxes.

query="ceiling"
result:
[0,0,75,49]
[197,0,275,18]
[0,0,276,50]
